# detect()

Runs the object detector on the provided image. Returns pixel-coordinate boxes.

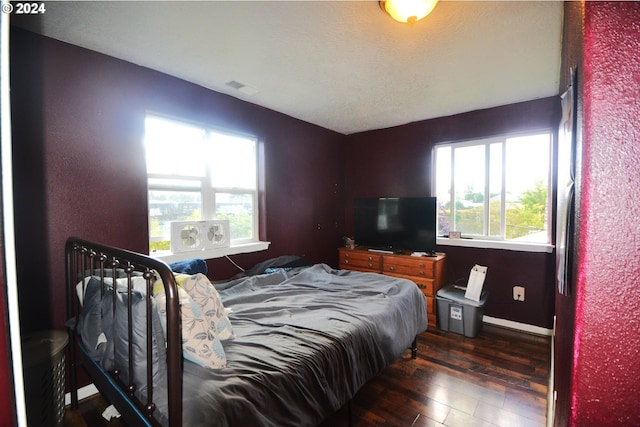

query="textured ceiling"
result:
[12,1,564,135]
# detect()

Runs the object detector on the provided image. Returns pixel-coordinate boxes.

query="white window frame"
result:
[145,114,269,262]
[433,130,554,253]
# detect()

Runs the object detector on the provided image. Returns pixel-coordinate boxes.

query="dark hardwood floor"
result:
[64,325,551,427]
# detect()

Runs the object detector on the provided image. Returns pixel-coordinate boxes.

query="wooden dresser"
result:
[338,248,446,327]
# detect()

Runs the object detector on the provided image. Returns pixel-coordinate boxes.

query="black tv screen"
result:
[354,197,437,254]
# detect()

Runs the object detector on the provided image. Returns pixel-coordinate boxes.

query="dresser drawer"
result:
[382,255,436,279]
[385,273,436,297]
[339,249,381,271]
[413,277,436,297]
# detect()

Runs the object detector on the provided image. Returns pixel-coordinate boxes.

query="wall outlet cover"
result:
[513,286,525,301]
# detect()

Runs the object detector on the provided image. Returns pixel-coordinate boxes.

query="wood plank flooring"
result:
[64,325,551,427]
[321,325,550,427]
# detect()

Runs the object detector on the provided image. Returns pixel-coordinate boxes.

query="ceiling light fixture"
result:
[379,0,439,25]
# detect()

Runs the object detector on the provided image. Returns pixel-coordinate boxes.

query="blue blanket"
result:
[169,258,208,275]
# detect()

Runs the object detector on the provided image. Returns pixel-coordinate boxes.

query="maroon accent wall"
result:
[9,28,346,334]
[569,2,640,425]
[442,246,554,328]
[343,98,561,328]
[553,1,582,425]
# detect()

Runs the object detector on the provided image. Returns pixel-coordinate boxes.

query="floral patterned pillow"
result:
[155,285,227,369]
[176,273,236,341]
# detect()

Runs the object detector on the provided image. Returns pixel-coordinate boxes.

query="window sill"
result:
[151,241,271,263]
[436,237,554,253]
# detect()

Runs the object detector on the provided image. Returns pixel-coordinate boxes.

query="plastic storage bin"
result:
[436,284,487,337]
[22,330,68,427]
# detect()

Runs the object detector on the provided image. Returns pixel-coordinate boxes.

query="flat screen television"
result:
[354,197,437,255]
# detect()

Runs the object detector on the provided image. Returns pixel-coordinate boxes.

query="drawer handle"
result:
[368,263,373,267]
[345,253,349,257]
[345,260,349,264]
[389,266,395,271]
[419,263,425,268]
[418,271,424,276]
[417,284,426,289]
[368,256,373,261]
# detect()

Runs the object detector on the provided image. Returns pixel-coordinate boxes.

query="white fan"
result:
[170,221,207,253]
[203,220,230,249]
[180,225,201,248]
[170,220,230,253]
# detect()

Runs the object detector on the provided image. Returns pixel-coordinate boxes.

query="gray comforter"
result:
[178,264,428,427]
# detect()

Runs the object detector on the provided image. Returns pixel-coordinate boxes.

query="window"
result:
[433,131,552,246]
[145,114,260,254]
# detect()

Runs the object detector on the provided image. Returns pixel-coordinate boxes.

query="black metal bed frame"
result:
[65,237,183,426]
[65,237,422,426]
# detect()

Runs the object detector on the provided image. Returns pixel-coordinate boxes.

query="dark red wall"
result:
[9,28,346,333]
[343,98,560,329]
[553,1,582,425]
[554,2,640,425]
[441,246,555,328]
[569,2,640,425]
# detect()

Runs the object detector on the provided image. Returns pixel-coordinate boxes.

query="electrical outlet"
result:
[513,286,525,301]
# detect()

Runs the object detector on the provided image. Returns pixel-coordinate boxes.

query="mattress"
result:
[178,264,427,426]
[76,263,428,426]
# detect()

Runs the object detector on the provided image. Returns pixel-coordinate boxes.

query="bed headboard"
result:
[65,237,182,426]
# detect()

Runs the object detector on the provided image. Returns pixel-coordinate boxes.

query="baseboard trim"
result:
[65,384,99,407]
[483,315,553,336]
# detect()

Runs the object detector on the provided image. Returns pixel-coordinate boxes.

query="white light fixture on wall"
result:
[379,0,439,25]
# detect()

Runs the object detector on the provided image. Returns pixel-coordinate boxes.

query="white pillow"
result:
[177,273,236,341]
[154,285,227,369]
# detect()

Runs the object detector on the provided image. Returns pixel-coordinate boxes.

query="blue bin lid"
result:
[436,283,487,307]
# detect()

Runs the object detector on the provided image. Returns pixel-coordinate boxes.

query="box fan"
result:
[170,220,230,253]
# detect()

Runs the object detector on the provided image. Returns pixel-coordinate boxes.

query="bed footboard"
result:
[65,237,182,426]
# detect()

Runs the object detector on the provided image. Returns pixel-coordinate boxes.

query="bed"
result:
[65,237,428,426]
